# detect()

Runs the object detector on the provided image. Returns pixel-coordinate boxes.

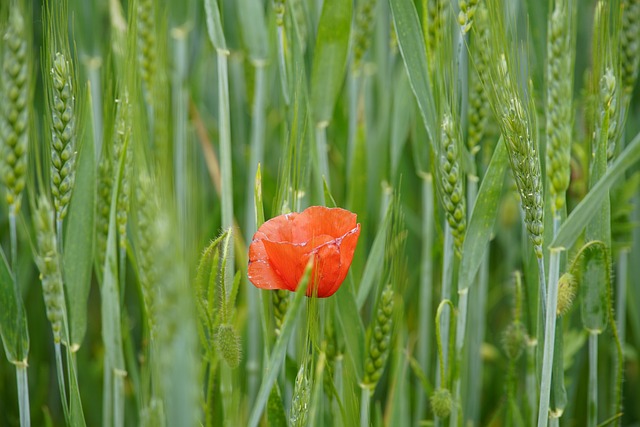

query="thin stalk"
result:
[450,287,468,427]
[86,57,103,157]
[549,216,567,421]
[114,370,125,427]
[315,124,330,188]
[615,249,628,347]
[245,63,266,406]
[15,364,31,427]
[276,25,290,105]
[217,50,235,290]
[334,357,343,427]
[435,225,454,427]
[613,249,627,420]
[103,359,112,427]
[526,338,537,427]
[55,343,70,421]
[119,247,126,306]
[588,333,598,427]
[360,387,370,427]
[347,71,362,179]
[416,174,434,424]
[537,251,556,427]
[205,361,217,427]
[171,28,188,258]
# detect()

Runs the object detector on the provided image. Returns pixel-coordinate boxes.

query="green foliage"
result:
[1,1,640,427]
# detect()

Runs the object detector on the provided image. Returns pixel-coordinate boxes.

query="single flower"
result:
[248,206,361,298]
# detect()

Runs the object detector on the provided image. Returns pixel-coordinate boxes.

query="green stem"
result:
[588,332,598,427]
[171,28,188,259]
[55,342,70,422]
[205,361,216,427]
[526,338,537,427]
[315,124,330,189]
[438,223,454,389]
[103,359,112,427]
[450,286,468,427]
[549,215,567,420]
[217,50,235,290]
[119,246,126,306]
[114,370,125,427]
[221,363,233,427]
[615,249,628,349]
[276,25,290,105]
[537,252,556,427]
[15,363,31,427]
[360,386,371,427]
[416,174,434,424]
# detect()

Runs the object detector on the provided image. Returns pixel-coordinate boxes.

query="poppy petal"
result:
[311,242,342,297]
[247,259,289,291]
[326,224,361,297]
[292,206,357,243]
[262,240,310,291]
[255,212,297,242]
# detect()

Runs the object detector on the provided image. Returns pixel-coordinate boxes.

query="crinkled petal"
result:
[311,242,342,297]
[326,224,361,297]
[292,207,357,243]
[247,259,289,291]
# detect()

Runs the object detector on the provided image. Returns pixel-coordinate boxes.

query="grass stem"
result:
[54,342,70,422]
[416,174,434,423]
[360,387,370,427]
[537,251,555,427]
[15,363,31,427]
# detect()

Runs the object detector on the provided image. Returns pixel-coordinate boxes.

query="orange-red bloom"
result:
[248,206,361,298]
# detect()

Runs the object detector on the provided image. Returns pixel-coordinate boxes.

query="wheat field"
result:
[1,0,639,426]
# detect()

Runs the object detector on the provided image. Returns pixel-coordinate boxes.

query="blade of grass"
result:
[0,246,30,427]
[64,83,96,350]
[389,0,437,150]
[310,0,352,185]
[356,202,391,309]
[458,137,507,292]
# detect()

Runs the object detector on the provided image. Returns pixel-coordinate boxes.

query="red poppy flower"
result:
[248,206,361,298]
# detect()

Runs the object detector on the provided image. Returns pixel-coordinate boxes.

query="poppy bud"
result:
[556,272,577,317]
[214,324,241,368]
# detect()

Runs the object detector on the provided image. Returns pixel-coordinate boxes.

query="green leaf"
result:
[204,0,227,51]
[0,247,29,363]
[389,0,437,151]
[356,201,392,309]
[323,177,338,208]
[551,129,640,250]
[459,138,508,292]
[236,0,268,63]
[390,67,413,180]
[336,281,366,383]
[254,164,265,229]
[310,0,352,125]
[64,82,96,350]
[247,264,312,427]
